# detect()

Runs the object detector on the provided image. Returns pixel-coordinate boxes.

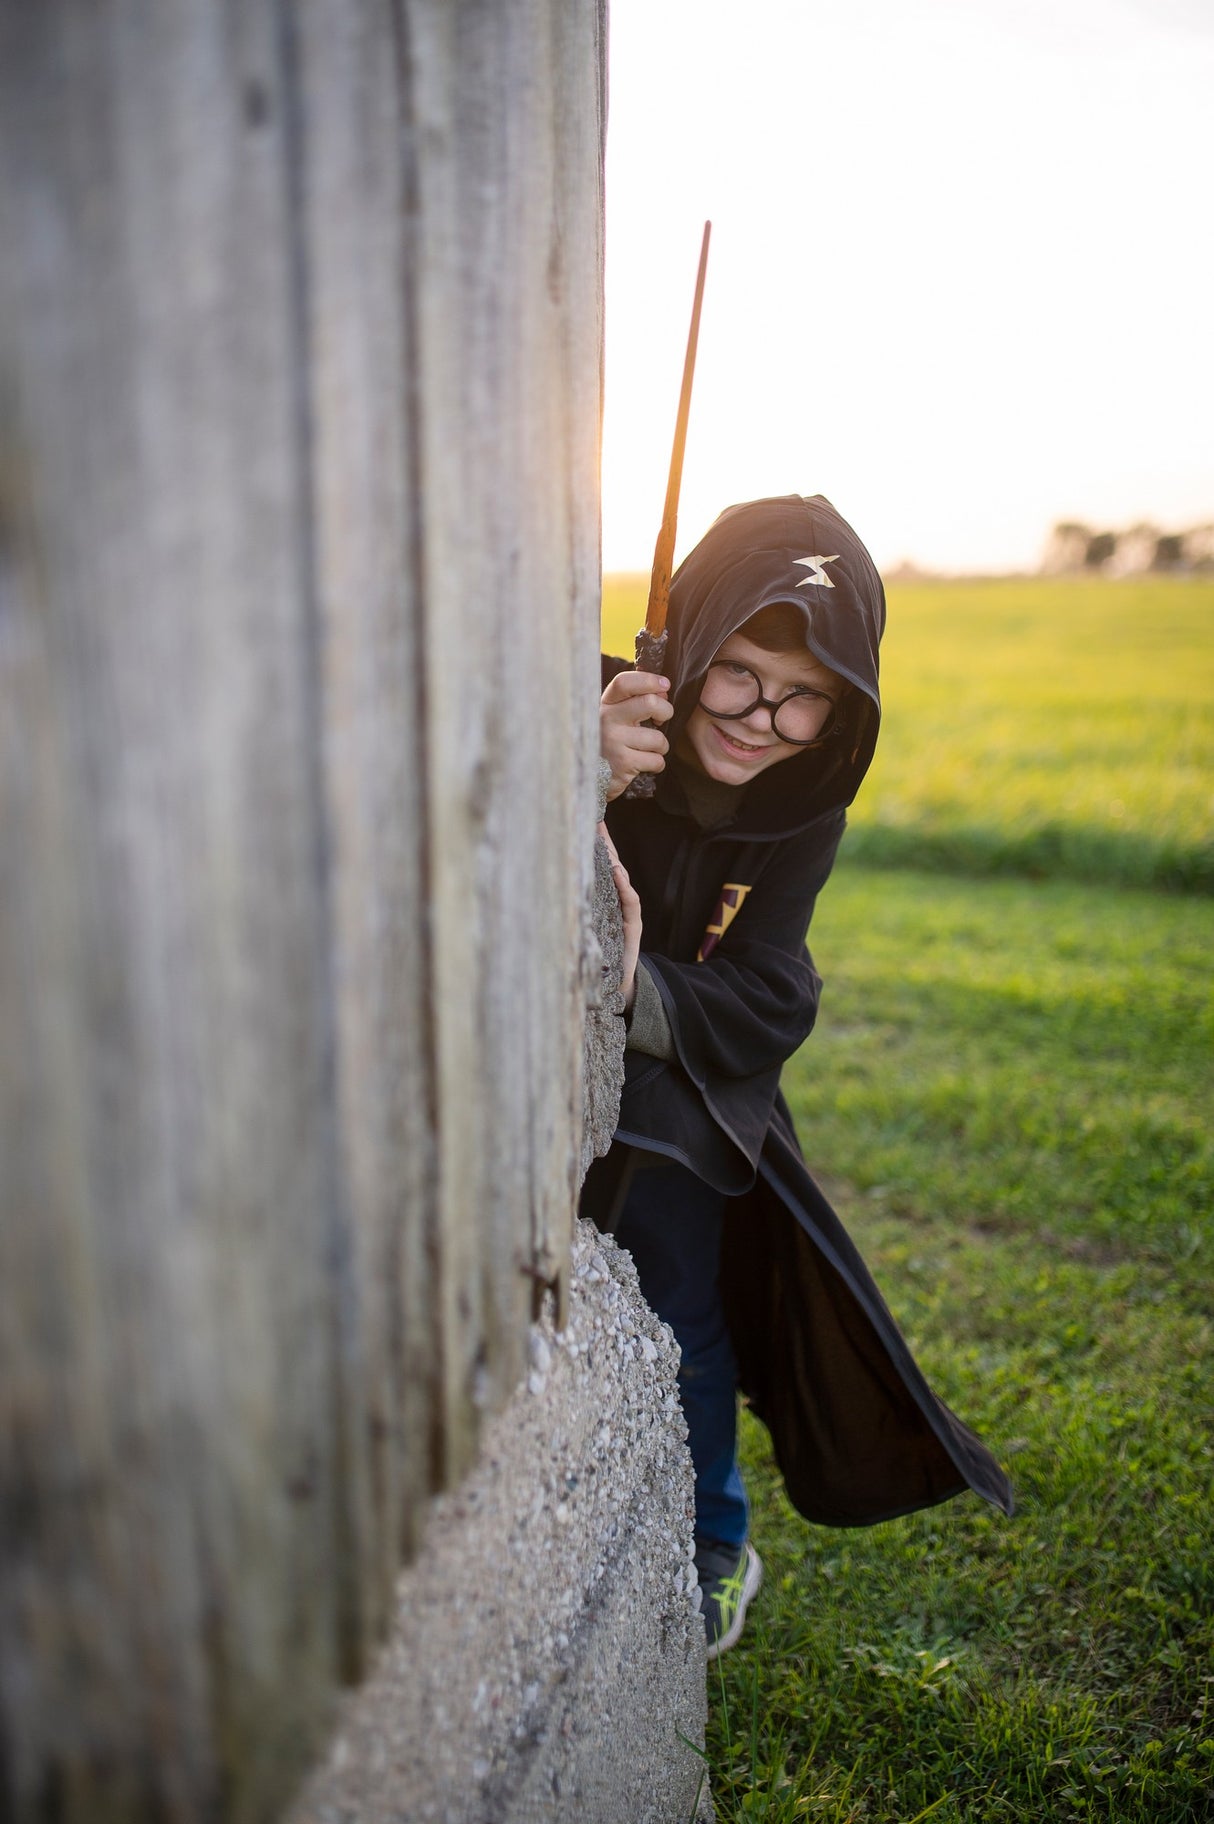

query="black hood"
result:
[662,494,886,835]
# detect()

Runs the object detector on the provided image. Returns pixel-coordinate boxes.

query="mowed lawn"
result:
[602,574,1214,1822]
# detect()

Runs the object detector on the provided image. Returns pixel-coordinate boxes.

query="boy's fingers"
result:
[620,725,668,755]
[600,824,640,879]
[603,673,673,717]
[607,670,670,698]
[629,750,665,775]
[599,828,639,900]
[611,858,640,912]
[604,692,673,727]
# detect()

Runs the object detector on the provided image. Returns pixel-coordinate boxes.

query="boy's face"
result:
[676,630,844,787]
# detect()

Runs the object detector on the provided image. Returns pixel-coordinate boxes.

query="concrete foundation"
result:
[288,1221,712,1824]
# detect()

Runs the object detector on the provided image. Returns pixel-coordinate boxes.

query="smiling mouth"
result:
[713,726,773,758]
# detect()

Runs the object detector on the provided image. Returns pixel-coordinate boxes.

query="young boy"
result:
[582,494,1012,1658]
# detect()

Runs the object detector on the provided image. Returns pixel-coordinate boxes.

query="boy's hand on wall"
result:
[600,671,672,802]
[598,823,642,1013]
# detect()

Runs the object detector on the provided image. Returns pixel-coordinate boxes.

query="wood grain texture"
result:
[0,2,605,1817]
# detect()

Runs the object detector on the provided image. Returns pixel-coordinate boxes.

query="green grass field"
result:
[602,574,1214,1821]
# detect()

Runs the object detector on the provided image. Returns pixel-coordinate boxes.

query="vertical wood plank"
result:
[403,0,604,1471]
[289,0,438,1658]
[0,1,605,1816]
[1,4,346,1811]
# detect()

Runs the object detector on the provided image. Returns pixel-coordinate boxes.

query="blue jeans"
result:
[615,1154,749,1549]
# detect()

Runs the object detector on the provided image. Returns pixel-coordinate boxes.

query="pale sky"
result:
[601,0,1214,575]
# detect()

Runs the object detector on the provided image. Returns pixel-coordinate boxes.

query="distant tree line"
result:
[1043,520,1214,576]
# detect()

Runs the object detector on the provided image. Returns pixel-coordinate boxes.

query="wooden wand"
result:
[625,219,712,800]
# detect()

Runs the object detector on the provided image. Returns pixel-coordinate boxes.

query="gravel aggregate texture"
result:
[288,1221,712,1824]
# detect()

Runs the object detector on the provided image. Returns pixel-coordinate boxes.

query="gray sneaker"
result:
[695,1538,763,1659]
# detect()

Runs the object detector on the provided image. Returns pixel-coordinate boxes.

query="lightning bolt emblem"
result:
[794,555,840,589]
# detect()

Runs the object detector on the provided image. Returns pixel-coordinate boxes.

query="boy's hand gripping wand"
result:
[625,219,711,799]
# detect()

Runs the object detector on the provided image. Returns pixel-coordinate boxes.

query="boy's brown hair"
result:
[739,602,808,654]
[739,604,854,708]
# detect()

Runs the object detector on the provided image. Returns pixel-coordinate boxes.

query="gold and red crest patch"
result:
[697,883,753,962]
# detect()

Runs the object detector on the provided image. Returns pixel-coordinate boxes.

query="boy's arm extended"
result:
[637,813,843,1085]
[609,816,844,1190]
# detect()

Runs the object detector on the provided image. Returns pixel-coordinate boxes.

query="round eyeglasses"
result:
[699,661,839,746]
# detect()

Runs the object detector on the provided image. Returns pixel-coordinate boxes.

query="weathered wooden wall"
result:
[0,2,605,1818]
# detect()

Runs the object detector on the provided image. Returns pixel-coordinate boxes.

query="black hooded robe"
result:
[581,494,1013,1527]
